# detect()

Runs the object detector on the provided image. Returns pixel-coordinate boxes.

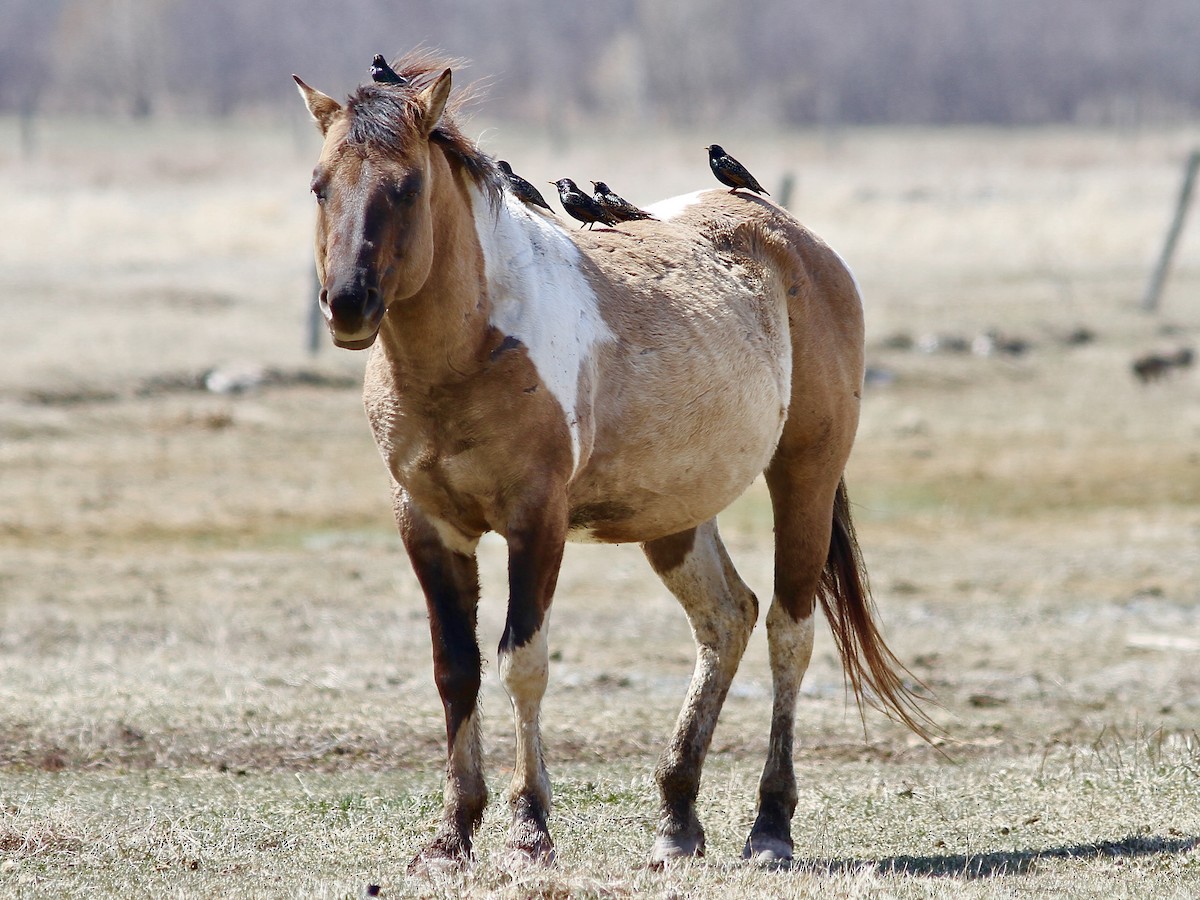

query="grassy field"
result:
[1,111,1199,897]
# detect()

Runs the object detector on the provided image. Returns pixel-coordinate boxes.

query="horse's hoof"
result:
[406,835,472,876]
[499,841,556,872]
[504,813,555,869]
[406,853,466,878]
[742,834,793,865]
[649,833,705,867]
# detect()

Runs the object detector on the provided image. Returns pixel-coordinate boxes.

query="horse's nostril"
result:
[363,288,382,318]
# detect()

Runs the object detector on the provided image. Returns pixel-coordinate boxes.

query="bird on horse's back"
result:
[294,49,929,873]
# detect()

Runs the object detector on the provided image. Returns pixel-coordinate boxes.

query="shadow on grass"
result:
[802,833,1199,878]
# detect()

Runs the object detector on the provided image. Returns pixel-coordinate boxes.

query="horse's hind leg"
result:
[642,518,758,865]
[742,463,838,862]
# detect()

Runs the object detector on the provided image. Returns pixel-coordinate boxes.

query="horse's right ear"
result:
[293,75,342,135]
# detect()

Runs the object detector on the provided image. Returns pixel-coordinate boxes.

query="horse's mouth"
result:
[328,311,385,350]
[332,332,379,351]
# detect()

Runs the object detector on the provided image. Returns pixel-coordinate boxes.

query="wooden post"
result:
[776,172,796,211]
[1141,149,1200,312]
[18,92,39,159]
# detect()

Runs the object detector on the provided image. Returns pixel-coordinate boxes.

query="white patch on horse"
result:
[499,624,552,808]
[565,525,608,543]
[500,625,550,716]
[766,598,815,707]
[448,707,484,798]
[429,516,480,557]
[643,190,707,222]
[471,187,613,475]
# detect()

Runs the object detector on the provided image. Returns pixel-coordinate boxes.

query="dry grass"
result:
[1,113,1200,896]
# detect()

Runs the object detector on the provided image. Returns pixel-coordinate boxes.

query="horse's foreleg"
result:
[498,493,568,865]
[642,519,758,865]
[743,466,835,863]
[396,499,485,872]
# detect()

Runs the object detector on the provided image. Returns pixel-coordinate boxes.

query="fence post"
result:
[1141,149,1200,312]
[776,172,796,211]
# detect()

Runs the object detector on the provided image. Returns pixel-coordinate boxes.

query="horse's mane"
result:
[344,50,502,204]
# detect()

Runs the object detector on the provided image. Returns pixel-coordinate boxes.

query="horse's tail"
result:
[817,477,936,741]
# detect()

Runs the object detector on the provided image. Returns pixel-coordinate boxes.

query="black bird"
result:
[551,178,618,229]
[498,160,553,212]
[370,54,408,86]
[705,144,769,195]
[590,181,655,222]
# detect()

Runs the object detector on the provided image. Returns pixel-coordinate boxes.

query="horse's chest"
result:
[366,371,574,529]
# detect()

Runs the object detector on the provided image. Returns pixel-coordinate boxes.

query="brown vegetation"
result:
[0,116,1198,894]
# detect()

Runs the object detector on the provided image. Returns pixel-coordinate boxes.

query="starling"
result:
[705,144,769,195]
[370,54,408,86]
[551,178,618,229]
[590,181,655,222]
[498,160,554,212]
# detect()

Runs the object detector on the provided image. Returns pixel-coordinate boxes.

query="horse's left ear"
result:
[418,68,453,137]
[293,75,342,135]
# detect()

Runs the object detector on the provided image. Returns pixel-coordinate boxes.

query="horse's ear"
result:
[293,75,342,135]
[417,68,453,137]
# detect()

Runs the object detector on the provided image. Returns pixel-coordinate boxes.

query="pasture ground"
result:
[1,114,1199,897]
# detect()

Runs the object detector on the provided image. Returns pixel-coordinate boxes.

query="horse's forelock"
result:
[343,52,502,205]
[344,86,422,154]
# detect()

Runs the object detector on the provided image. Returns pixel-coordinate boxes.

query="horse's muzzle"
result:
[320,284,385,350]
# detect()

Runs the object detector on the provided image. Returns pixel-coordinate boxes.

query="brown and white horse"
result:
[294,52,927,870]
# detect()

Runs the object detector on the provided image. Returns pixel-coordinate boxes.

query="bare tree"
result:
[53,0,175,116]
[0,0,62,153]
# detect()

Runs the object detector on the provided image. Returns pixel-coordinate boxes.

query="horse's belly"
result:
[566,353,788,543]
[565,465,766,544]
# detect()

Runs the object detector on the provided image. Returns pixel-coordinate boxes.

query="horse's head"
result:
[293,66,453,349]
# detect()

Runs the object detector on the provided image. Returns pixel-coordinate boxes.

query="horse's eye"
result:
[391,177,422,206]
[310,174,329,204]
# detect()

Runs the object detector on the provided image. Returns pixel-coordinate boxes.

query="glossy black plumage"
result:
[590,181,655,222]
[370,54,408,86]
[551,178,618,229]
[498,160,554,212]
[705,144,769,195]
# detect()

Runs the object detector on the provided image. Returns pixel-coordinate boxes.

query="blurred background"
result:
[0,0,1198,544]
[1,0,1197,523]
[2,0,1198,464]
[1,8,1199,885]
[3,0,1199,352]
[4,0,1200,129]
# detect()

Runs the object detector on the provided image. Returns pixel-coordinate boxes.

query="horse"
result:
[293,51,928,870]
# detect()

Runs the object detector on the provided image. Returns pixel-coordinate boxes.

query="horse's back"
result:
[563,191,864,543]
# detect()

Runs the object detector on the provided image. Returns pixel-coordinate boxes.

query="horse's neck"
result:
[375,160,491,384]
